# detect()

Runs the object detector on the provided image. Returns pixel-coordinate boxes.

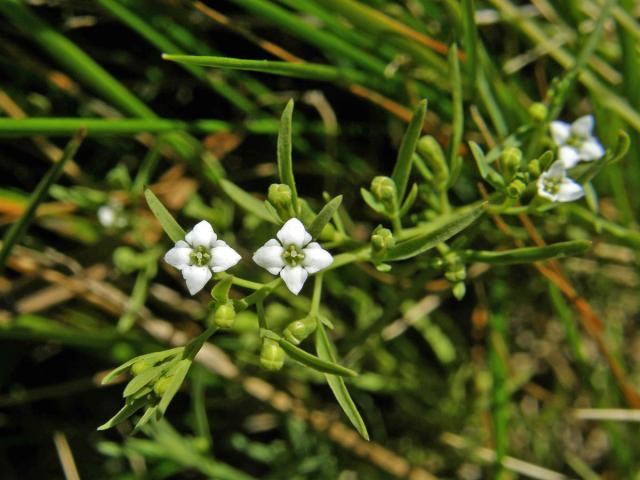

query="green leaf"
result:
[123,363,172,398]
[385,203,486,261]
[391,99,427,200]
[219,179,276,224]
[469,142,504,188]
[307,195,343,240]
[448,44,464,170]
[315,321,369,440]
[264,200,283,223]
[607,130,631,165]
[97,397,148,431]
[211,275,234,303]
[101,347,182,385]
[277,99,298,211]
[398,183,418,217]
[133,405,158,432]
[463,240,591,265]
[278,339,357,377]
[360,188,386,214]
[157,359,192,416]
[144,189,185,243]
[0,129,85,273]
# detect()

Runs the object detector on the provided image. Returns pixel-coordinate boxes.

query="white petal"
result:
[181,265,212,295]
[185,220,217,248]
[253,239,285,275]
[558,146,580,168]
[276,218,310,248]
[550,121,570,145]
[210,244,241,272]
[280,265,308,295]
[548,160,567,176]
[579,138,604,161]
[556,178,584,202]
[164,242,192,269]
[97,206,115,227]
[571,115,594,138]
[302,242,333,274]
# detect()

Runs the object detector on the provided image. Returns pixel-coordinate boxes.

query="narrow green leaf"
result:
[0,129,85,273]
[279,339,357,377]
[461,0,478,85]
[277,99,299,210]
[211,275,234,303]
[157,359,192,416]
[133,405,158,432]
[385,203,486,261]
[97,397,148,431]
[398,183,418,217]
[123,364,171,398]
[264,200,283,223]
[469,141,504,187]
[307,195,342,240]
[463,240,591,265]
[391,99,427,200]
[448,44,464,169]
[219,179,276,224]
[360,188,386,214]
[144,189,185,243]
[101,347,182,385]
[316,321,369,440]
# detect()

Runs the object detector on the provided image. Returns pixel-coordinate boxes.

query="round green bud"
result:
[417,136,449,187]
[268,183,292,208]
[153,375,174,396]
[452,282,466,300]
[527,159,541,178]
[214,301,236,329]
[371,226,395,254]
[445,265,466,283]
[370,176,397,203]
[501,147,522,180]
[131,359,156,376]
[507,178,527,199]
[528,102,548,122]
[260,338,285,371]
[283,317,316,345]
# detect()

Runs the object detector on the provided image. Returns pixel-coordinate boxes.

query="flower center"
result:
[190,245,211,267]
[282,244,305,267]
[566,134,583,148]
[542,176,561,195]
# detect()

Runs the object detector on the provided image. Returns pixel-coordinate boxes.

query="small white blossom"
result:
[164,220,241,295]
[537,161,584,203]
[550,115,604,168]
[98,203,127,228]
[253,218,333,295]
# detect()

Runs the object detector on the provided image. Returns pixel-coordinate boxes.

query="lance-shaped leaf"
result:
[316,321,369,440]
[360,188,386,214]
[392,99,427,200]
[133,405,158,432]
[469,142,504,188]
[123,363,173,398]
[279,339,357,377]
[157,359,192,417]
[97,397,148,431]
[277,99,298,211]
[462,240,591,265]
[385,203,486,261]
[307,195,342,240]
[219,179,276,224]
[144,189,185,243]
[101,347,183,385]
[398,183,418,217]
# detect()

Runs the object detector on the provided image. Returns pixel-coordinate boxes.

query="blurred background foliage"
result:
[1,0,640,479]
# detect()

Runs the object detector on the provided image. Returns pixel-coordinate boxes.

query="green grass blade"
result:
[277,100,299,210]
[144,189,186,243]
[391,99,427,200]
[448,44,463,169]
[463,240,591,265]
[307,195,343,240]
[0,129,85,273]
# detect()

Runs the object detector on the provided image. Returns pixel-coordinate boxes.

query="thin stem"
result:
[310,272,324,317]
[256,300,267,329]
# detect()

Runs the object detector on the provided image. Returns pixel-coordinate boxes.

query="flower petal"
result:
[276,218,310,248]
[253,239,285,275]
[185,220,217,248]
[302,242,333,274]
[164,242,192,269]
[210,241,242,273]
[579,138,604,161]
[571,115,594,138]
[556,178,584,202]
[558,146,580,168]
[280,265,308,295]
[181,265,212,295]
[550,121,570,146]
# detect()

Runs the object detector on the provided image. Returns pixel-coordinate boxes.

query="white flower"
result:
[253,218,333,295]
[164,220,241,295]
[98,203,127,228]
[550,115,604,168]
[537,161,584,203]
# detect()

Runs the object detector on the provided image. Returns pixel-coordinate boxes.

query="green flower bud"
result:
[417,136,449,189]
[283,316,317,345]
[370,176,396,204]
[268,183,292,208]
[506,178,527,199]
[501,147,522,181]
[528,102,548,122]
[260,338,285,371]
[527,159,541,178]
[214,301,236,329]
[153,375,174,396]
[131,359,156,376]
[452,282,466,300]
[371,226,395,255]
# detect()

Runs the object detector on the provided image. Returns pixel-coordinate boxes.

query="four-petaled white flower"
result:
[550,115,604,168]
[537,161,584,203]
[164,220,241,295]
[253,218,333,295]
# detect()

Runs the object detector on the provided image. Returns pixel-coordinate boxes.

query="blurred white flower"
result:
[550,115,604,168]
[253,218,333,295]
[98,203,127,228]
[537,161,584,203]
[164,220,241,295]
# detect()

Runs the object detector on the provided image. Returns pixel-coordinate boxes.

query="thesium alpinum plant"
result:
[2,1,640,478]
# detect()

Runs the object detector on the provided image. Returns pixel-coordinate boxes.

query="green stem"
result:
[310,272,324,317]
[184,325,218,361]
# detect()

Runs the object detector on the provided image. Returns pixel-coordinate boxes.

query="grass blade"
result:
[307,195,342,240]
[463,240,591,265]
[391,100,427,200]
[144,189,186,243]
